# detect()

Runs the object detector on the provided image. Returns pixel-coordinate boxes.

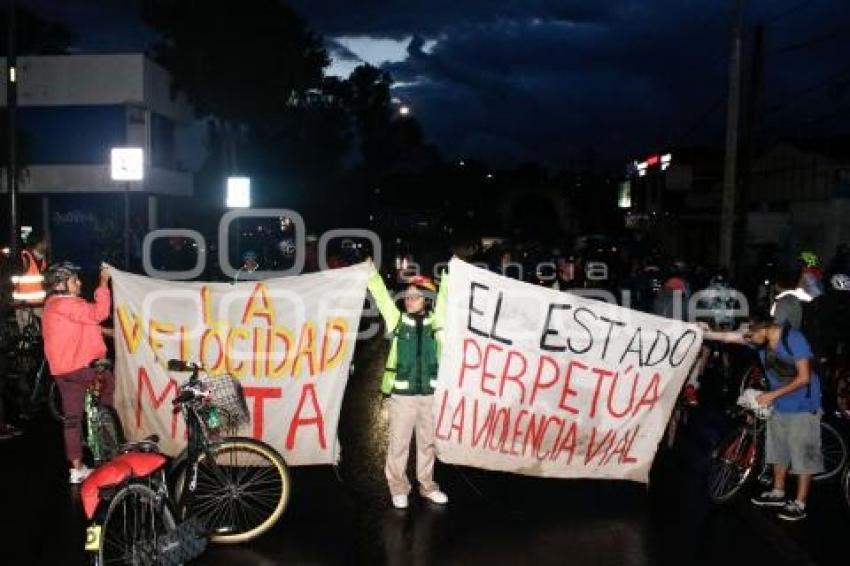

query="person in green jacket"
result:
[367,259,449,509]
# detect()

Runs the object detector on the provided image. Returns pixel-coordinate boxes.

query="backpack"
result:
[800,295,826,363]
[771,323,814,397]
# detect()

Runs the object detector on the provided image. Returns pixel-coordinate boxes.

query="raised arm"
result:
[433,268,449,330]
[366,265,401,331]
[698,322,748,346]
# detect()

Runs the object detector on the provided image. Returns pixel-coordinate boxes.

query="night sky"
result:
[25,0,850,170]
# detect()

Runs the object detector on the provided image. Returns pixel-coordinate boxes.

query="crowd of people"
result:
[1,228,849,521]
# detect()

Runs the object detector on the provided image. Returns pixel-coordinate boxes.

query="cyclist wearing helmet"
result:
[797,251,824,300]
[366,258,449,509]
[42,262,113,484]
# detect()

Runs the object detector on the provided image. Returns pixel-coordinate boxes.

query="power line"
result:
[759,0,819,27]
[769,26,850,55]
[786,104,850,129]
[763,63,850,116]
[675,96,726,145]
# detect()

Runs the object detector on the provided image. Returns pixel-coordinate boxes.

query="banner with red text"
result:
[434,259,702,482]
[111,263,369,465]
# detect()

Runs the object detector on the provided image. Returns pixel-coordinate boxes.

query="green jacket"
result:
[367,269,448,395]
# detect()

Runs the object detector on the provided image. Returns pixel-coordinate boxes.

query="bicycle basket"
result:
[200,374,250,430]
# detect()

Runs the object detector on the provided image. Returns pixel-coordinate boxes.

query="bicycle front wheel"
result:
[96,483,176,566]
[814,420,848,481]
[708,427,757,503]
[841,463,850,511]
[177,437,290,544]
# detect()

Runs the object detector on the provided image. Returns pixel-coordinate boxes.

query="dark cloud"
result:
[287,0,630,37]
[27,0,850,168]
[326,39,361,61]
[303,0,850,168]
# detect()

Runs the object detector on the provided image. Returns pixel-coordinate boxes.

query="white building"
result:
[0,54,199,267]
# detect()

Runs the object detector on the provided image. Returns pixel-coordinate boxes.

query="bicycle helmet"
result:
[798,251,819,268]
[831,273,850,291]
[44,261,81,294]
[242,250,258,262]
[408,275,437,293]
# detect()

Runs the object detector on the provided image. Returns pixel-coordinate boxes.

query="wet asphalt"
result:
[1,335,848,565]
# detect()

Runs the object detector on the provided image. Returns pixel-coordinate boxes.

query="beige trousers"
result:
[385,394,440,497]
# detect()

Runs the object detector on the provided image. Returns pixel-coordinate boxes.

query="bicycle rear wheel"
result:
[841,464,850,512]
[708,427,757,503]
[176,437,290,544]
[91,407,125,465]
[95,483,176,566]
[814,420,848,481]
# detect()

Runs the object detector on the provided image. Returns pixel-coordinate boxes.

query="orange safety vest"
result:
[12,250,47,304]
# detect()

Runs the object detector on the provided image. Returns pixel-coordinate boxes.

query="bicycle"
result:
[167,360,290,543]
[78,358,125,466]
[707,394,848,503]
[83,361,291,564]
[82,437,207,566]
[2,306,64,420]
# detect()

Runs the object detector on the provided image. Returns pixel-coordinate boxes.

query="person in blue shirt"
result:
[701,312,822,521]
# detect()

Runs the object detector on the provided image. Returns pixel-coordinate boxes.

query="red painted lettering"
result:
[242,386,282,440]
[286,384,326,450]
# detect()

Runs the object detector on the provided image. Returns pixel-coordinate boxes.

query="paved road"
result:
[1,337,847,565]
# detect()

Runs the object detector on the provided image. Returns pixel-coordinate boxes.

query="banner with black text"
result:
[434,259,702,482]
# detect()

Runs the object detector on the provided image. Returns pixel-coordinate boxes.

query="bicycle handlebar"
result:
[167,359,200,372]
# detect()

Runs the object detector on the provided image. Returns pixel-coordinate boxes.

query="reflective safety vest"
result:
[366,269,448,396]
[382,314,442,395]
[12,250,47,304]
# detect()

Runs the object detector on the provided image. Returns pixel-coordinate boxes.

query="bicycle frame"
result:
[170,367,228,517]
[84,386,105,464]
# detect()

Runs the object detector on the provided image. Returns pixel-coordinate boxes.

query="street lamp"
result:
[226,176,251,208]
[399,104,411,117]
[111,147,144,269]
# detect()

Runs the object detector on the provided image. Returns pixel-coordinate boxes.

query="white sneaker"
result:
[391,494,409,509]
[69,466,92,485]
[423,490,448,505]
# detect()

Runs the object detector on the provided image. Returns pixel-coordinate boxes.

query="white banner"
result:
[434,259,702,482]
[111,263,369,465]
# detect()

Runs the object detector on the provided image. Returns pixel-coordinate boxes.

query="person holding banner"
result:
[42,262,114,484]
[700,314,823,521]
[366,259,449,509]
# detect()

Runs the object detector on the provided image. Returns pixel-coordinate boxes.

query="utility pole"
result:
[737,24,765,258]
[719,0,746,272]
[6,0,19,259]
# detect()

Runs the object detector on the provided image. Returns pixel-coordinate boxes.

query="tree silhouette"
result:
[0,4,74,56]
[141,0,329,174]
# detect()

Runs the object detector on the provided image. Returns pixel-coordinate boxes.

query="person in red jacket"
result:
[41,262,113,484]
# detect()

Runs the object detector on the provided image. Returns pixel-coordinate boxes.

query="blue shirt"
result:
[755,328,822,413]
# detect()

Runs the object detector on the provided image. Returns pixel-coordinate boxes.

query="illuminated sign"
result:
[633,153,672,176]
[618,181,632,209]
